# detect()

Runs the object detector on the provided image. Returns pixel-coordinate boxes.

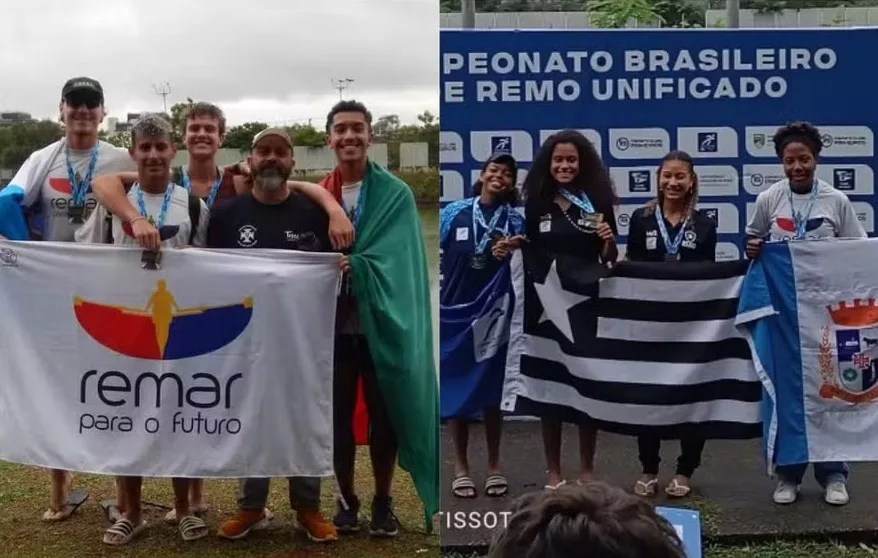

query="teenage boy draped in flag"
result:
[440,151,524,500]
[0,77,135,523]
[320,100,438,535]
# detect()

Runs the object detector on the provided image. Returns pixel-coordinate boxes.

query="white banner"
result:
[0,241,340,478]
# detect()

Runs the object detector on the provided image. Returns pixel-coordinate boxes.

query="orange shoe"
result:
[217,509,271,540]
[296,509,338,543]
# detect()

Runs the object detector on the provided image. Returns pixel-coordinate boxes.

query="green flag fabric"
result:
[348,160,439,530]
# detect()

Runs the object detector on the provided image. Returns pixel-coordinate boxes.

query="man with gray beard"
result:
[207,128,338,543]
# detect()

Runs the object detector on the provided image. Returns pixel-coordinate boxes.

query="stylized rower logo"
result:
[73,280,253,360]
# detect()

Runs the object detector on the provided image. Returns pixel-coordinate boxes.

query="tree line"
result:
[0,99,439,171]
[441,0,878,28]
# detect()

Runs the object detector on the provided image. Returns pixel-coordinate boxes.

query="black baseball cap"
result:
[61,77,104,102]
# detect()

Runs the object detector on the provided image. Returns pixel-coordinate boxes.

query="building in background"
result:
[0,112,34,127]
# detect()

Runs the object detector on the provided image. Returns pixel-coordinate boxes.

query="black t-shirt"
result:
[525,199,618,262]
[626,206,716,262]
[206,191,332,251]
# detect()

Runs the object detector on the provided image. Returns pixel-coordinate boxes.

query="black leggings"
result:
[637,435,706,477]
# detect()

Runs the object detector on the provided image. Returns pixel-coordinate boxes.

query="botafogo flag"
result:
[737,239,878,468]
[0,241,340,478]
[502,246,762,439]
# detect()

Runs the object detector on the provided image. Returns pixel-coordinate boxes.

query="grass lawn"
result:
[0,450,439,557]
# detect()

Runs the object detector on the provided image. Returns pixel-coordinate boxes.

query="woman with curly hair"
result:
[521,130,618,489]
[745,121,866,507]
[625,150,716,498]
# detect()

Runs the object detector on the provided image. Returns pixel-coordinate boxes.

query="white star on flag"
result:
[532,259,590,343]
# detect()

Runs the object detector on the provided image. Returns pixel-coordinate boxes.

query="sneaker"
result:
[772,480,799,505]
[217,509,272,540]
[296,509,338,542]
[369,496,399,538]
[333,495,361,533]
[824,481,850,506]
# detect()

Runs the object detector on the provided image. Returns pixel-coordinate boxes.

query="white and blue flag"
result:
[736,239,878,469]
[440,264,514,420]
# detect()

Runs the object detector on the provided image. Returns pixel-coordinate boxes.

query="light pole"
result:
[331,78,354,100]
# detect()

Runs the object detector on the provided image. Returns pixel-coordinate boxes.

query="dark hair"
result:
[488,482,687,558]
[183,102,226,136]
[773,121,823,158]
[645,150,699,219]
[522,129,617,217]
[473,157,520,205]
[326,99,372,132]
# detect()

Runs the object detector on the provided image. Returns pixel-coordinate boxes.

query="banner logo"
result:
[820,299,878,403]
[73,280,253,360]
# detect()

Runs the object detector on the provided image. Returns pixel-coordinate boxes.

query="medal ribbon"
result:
[787,181,819,240]
[181,166,223,209]
[559,188,595,215]
[135,184,175,229]
[65,142,100,206]
[472,198,508,254]
[654,205,689,256]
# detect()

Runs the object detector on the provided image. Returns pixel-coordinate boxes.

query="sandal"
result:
[545,480,567,490]
[634,478,658,497]
[665,477,691,498]
[485,475,508,497]
[42,490,88,521]
[164,504,209,524]
[179,515,209,541]
[452,475,477,498]
[103,518,147,546]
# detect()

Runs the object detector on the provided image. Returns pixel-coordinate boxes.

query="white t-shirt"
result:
[341,182,362,334]
[745,178,867,242]
[12,140,134,242]
[75,183,209,248]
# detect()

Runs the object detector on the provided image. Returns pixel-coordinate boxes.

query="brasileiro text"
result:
[441,48,837,102]
[77,369,243,436]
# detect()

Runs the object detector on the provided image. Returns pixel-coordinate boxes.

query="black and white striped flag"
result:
[501,246,762,439]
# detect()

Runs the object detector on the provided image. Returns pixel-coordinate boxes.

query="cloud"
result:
[1,0,438,126]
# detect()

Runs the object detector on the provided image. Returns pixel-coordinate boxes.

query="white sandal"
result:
[103,518,147,546]
[179,515,209,541]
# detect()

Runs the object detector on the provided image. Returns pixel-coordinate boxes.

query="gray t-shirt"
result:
[9,140,135,242]
[75,183,209,248]
[745,178,866,241]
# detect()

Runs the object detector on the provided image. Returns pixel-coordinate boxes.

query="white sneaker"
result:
[772,480,799,504]
[824,481,849,506]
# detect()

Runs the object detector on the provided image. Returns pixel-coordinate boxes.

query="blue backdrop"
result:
[439,28,878,260]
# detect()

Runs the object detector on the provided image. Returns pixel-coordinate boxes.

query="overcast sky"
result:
[3,0,438,128]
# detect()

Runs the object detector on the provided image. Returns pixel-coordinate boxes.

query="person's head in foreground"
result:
[487,482,687,558]
[128,114,176,184]
[248,128,294,192]
[773,121,822,193]
[326,99,373,165]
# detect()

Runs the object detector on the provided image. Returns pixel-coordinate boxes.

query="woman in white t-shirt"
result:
[745,121,866,508]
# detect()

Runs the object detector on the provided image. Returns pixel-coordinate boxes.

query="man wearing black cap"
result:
[210,127,339,544]
[0,76,135,522]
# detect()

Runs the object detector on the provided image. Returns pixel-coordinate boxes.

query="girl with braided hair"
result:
[624,151,716,498]
[745,121,865,507]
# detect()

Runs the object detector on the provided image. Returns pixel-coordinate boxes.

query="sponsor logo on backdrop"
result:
[852,202,875,233]
[629,171,651,193]
[609,128,669,159]
[492,136,512,154]
[695,166,739,196]
[697,132,718,153]
[439,131,464,164]
[834,168,855,191]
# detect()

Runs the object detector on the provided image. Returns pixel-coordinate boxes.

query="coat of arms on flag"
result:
[819,299,878,403]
